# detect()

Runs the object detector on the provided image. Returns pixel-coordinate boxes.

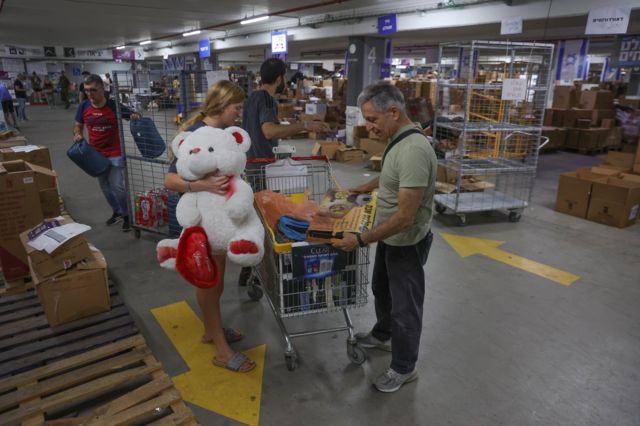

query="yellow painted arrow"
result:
[440,233,579,286]
[152,301,266,426]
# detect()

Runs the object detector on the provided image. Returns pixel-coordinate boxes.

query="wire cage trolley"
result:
[432,40,554,225]
[114,70,212,238]
[244,148,369,371]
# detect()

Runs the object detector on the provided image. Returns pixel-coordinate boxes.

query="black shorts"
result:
[1,100,14,113]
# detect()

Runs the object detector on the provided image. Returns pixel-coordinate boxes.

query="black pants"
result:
[371,230,433,374]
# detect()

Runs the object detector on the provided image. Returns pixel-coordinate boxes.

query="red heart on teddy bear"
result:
[176,226,219,288]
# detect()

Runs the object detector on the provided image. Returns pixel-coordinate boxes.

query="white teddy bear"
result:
[157,126,264,278]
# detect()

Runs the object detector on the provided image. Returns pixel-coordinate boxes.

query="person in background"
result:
[13,74,28,121]
[238,58,330,286]
[164,80,256,373]
[30,72,42,103]
[333,81,437,393]
[103,73,113,99]
[43,76,54,107]
[0,82,19,130]
[58,71,71,109]
[73,74,140,232]
[78,71,91,104]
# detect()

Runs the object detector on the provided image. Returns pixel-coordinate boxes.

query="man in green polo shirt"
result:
[333,80,436,393]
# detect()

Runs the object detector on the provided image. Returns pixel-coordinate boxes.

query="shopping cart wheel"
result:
[347,342,366,365]
[435,203,446,215]
[134,229,141,239]
[456,215,467,226]
[508,211,522,223]
[247,283,263,301]
[285,353,297,371]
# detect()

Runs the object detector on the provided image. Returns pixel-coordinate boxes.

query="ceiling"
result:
[1,0,638,60]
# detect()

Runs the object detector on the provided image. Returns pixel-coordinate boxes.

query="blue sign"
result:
[72,67,81,76]
[199,39,211,58]
[271,31,288,54]
[378,14,397,35]
[380,63,391,78]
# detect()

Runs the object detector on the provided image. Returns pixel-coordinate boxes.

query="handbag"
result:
[130,117,166,158]
[66,138,111,177]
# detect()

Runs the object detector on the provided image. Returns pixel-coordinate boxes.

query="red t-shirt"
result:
[75,99,123,158]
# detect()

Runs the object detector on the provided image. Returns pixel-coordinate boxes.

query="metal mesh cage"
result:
[433,41,554,223]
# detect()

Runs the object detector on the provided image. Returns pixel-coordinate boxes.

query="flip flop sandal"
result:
[201,328,244,344]
[212,352,256,373]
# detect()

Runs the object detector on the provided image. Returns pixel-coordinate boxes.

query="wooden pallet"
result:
[0,335,197,425]
[0,284,199,425]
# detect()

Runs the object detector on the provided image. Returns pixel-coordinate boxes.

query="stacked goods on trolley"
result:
[133,188,169,229]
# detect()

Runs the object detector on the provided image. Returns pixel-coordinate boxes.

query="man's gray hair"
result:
[357,81,406,113]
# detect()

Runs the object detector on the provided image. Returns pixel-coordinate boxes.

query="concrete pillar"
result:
[345,36,387,146]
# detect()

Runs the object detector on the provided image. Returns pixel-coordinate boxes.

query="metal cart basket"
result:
[245,150,369,370]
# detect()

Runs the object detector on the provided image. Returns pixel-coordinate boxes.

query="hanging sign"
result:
[271,31,288,54]
[614,34,640,67]
[378,14,397,35]
[199,39,211,58]
[501,17,523,35]
[501,78,527,101]
[585,6,631,35]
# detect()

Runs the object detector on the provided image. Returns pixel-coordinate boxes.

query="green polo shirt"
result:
[375,123,437,246]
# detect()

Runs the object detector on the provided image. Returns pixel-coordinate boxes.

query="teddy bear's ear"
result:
[225,126,251,153]
[170,131,192,158]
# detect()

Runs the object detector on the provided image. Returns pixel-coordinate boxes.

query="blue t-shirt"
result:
[0,84,11,102]
[168,120,206,173]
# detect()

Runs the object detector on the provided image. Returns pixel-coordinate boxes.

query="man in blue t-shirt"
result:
[238,58,329,285]
[0,83,19,130]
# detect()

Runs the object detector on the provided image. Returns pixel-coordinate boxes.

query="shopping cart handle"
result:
[538,136,550,150]
[246,155,329,164]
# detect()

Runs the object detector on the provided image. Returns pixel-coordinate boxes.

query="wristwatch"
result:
[356,233,367,247]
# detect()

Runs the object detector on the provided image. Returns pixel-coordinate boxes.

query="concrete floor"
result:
[17,106,640,426]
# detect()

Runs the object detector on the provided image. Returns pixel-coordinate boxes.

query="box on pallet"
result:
[563,108,592,128]
[580,90,614,110]
[0,145,52,169]
[591,109,615,127]
[20,215,93,279]
[555,169,608,218]
[587,177,640,228]
[335,148,365,163]
[30,247,110,327]
[552,86,578,109]
[601,151,635,172]
[541,127,567,150]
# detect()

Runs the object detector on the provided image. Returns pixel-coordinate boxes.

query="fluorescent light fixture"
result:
[116,45,126,50]
[139,40,152,45]
[240,15,269,25]
[183,30,201,37]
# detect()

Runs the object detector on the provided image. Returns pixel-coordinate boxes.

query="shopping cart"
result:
[245,147,370,371]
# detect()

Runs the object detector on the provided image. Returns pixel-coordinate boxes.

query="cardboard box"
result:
[305,103,327,118]
[603,151,635,171]
[542,127,567,150]
[555,169,608,218]
[30,248,110,327]
[543,109,554,126]
[0,145,52,169]
[591,166,623,177]
[0,161,45,281]
[591,109,615,127]
[620,173,640,184]
[277,104,295,120]
[563,108,593,128]
[20,216,93,279]
[587,177,640,228]
[580,90,614,110]
[575,119,592,129]
[299,113,325,122]
[634,143,640,174]
[311,140,344,160]
[600,118,615,129]
[358,138,387,157]
[0,135,27,149]
[577,128,609,151]
[565,129,580,149]
[335,148,364,163]
[550,109,567,127]
[619,97,640,110]
[552,86,578,109]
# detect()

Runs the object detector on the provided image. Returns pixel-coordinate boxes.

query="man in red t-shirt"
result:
[73,74,139,231]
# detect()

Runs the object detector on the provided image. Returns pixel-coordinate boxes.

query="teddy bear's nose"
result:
[190,148,201,154]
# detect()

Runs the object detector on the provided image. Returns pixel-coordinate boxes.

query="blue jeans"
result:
[97,156,128,217]
[16,98,27,120]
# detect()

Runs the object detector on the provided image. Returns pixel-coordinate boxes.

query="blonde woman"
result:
[164,80,255,373]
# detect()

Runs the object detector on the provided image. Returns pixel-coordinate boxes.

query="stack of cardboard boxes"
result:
[555,147,640,228]
[543,86,618,153]
[0,137,110,327]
